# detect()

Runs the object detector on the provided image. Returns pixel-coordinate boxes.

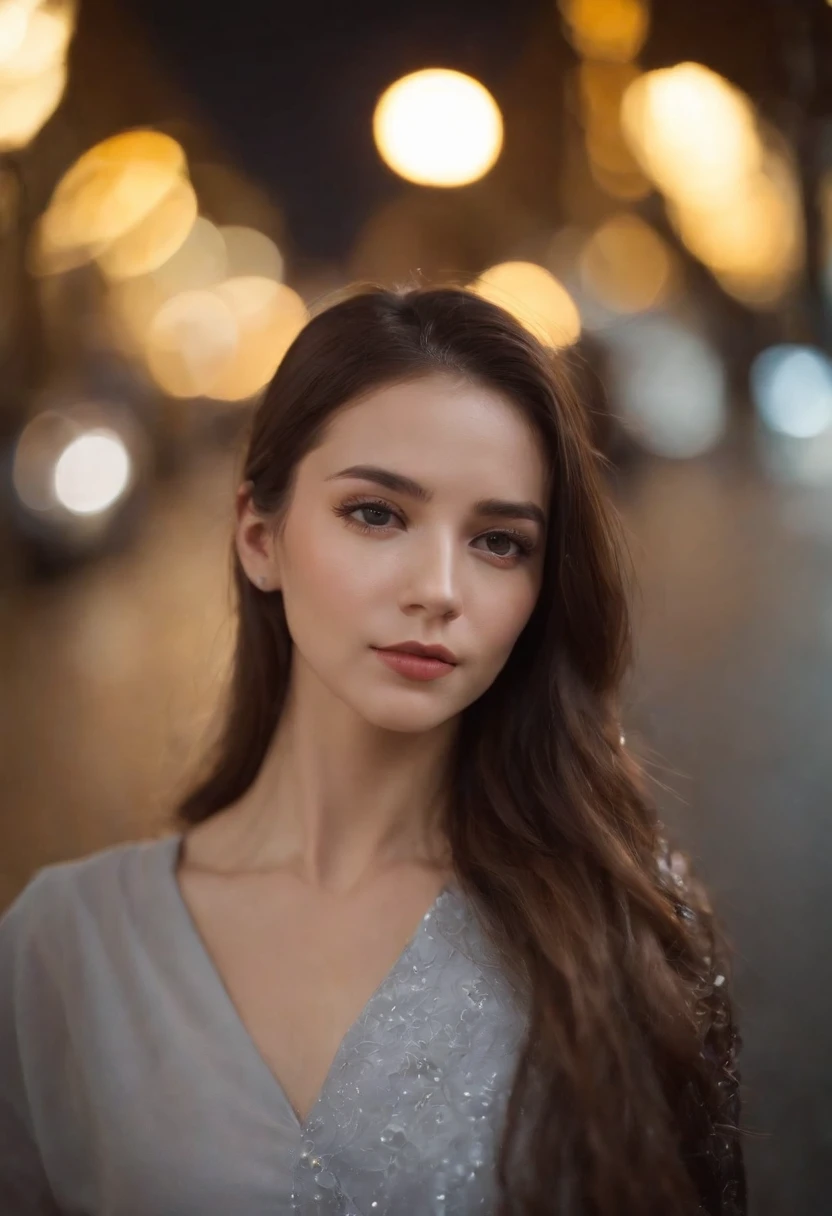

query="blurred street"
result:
[2,444,831,1211]
[2,0,832,1209]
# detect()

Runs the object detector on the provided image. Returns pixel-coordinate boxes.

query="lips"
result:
[377,643,458,665]
[373,647,457,681]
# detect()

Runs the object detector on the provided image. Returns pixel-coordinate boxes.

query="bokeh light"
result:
[751,345,832,440]
[667,163,801,307]
[576,56,651,201]
[2,3,72,76]
[472,261,582,348]
[208,278,307,401]
[12,406,140,519]
[96,177,198,280]
[622,63,759,206]
[145,289,239,398]
[373,68,503,187]
[559,0,649,63]
[53,428,133,516]
[34,129,190,273]
[0,57,65,149]
[0,1,36,64]
[579,213,673,313]
[141,277,306,401]
[150,215,228,295]
[110,216,227,348]
[102,199,295,400]
[220,225,283,281]
[56,128,186,199]
[12,408,76,512]
[0,0,74,151]
[621,63,803,306]
[34,127,294,403]
[605,316,728,457]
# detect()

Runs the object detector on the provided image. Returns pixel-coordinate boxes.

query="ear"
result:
[235,480,282,592]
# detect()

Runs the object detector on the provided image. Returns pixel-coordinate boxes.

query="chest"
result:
[175,868,447,1126]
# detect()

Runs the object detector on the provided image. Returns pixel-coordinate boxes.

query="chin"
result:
[358,696,458,735]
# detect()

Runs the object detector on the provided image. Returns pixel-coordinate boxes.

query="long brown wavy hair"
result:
[173,284,746,1215]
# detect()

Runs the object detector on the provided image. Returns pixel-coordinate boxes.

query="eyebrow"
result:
[326,464,547,530]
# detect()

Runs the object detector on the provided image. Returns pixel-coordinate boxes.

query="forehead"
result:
[311,374,548,494]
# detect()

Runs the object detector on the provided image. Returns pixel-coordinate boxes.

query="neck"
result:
[208,661,459,892]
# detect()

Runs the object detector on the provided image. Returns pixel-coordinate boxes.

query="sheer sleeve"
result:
[656,833,748,1216]
[0,877,63,1215]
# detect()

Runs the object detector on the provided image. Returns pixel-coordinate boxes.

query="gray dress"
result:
[0,834,529,1215]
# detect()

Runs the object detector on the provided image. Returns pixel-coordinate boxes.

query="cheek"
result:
[282,520,381,624]
[478,582,539,660]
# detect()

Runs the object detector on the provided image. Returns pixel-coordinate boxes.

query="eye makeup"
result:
[332,495,538,566]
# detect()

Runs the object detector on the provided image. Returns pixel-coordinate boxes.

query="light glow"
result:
[53,428,132,515]
[473,261,581,348]
[373,69,503,187]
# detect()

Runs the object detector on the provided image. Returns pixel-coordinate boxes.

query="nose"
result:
[399,529,463,619]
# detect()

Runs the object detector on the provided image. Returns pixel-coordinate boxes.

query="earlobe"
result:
[236,482,282,593]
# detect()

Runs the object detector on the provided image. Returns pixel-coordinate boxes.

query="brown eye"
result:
[482,532,515,558]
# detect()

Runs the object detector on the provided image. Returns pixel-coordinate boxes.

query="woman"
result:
[0,284,747,1215]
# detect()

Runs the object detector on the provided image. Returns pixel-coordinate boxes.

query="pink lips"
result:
[373,648,456,681]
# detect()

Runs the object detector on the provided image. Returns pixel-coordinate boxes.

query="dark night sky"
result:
[122,0,546,261]
[119,0,832,263]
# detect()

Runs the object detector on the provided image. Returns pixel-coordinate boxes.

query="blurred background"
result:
[1,0,831,1209]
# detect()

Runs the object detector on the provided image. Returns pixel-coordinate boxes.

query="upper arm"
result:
[0,875,64,1215]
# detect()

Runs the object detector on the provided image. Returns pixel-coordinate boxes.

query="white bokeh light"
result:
[751,345,832,439]
[605,316,727,458]
[373,69,503,187]
[53,428,132,515]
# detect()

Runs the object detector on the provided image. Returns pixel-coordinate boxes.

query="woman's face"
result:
[237,372,549,733]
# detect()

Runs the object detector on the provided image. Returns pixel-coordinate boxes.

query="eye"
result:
[474,531,531,560]
[353,504,396,528]
[333,496,537,565]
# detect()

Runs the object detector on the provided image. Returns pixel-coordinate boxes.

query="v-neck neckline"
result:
[155,832,454,1134]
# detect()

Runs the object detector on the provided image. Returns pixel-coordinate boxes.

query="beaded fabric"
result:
[270,834,748,1215]
[288,882,529,1214]
[656,834,748,1216]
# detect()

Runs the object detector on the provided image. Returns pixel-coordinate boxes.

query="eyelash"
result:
[333,496,537,565]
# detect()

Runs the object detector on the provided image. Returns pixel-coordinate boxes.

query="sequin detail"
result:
[656,833,747,1214]
[288,887,528,1214]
